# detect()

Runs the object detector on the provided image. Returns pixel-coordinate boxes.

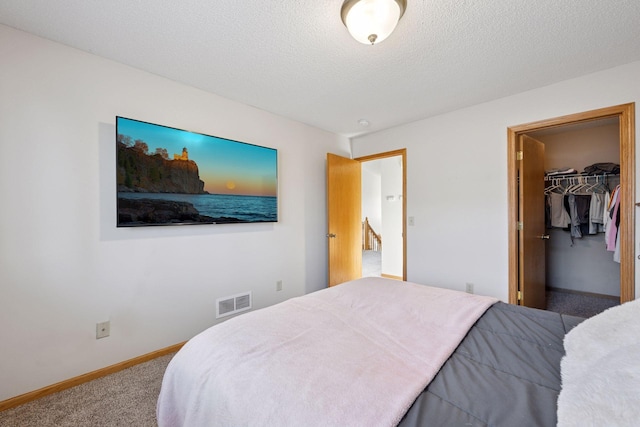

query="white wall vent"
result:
[216,291,252,319]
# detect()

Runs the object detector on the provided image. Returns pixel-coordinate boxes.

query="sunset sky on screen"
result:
[117,117,277,196]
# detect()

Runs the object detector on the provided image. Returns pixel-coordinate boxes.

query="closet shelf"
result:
[544,172,619,181]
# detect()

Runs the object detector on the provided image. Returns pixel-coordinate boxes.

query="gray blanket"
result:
[399,302,583,427]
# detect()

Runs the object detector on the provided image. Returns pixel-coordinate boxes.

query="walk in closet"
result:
[528,118,621,302]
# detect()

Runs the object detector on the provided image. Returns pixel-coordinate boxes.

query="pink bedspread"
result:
[157,277,497,426]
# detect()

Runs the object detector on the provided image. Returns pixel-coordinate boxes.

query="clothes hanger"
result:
[564,176,582,194]
[545,178,562,195]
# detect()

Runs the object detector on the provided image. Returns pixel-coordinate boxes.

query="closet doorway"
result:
[507,103,635,308]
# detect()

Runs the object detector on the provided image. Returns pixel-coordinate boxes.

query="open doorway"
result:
[356,149,407,281]
[507,103,635,313]
[326,149,406,287]
[361,155,404,279]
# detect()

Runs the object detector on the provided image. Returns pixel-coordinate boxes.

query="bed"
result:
[157,277,637,427]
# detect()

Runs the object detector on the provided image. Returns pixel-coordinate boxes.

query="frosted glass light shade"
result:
[341,0,407,45]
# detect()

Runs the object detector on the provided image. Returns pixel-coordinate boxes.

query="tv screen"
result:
[116,116,278,227]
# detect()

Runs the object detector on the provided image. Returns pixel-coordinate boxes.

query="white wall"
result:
[352,61,640,301]
[0,25,349,401]
[361,165,382,232]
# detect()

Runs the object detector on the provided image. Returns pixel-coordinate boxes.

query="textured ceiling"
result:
[2,0,640,136]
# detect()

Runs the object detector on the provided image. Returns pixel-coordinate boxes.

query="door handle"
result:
[327,233,336,238]
[538,235,550,239]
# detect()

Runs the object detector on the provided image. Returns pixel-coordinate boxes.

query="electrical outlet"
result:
[96,321,110,339]
[276,280,283,292]
[465,283,474,294]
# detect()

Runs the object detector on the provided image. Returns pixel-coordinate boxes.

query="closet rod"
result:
[544,173,619,182]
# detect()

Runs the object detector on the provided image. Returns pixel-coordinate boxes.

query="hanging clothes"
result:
[575,194,591,235]
[605,185,620,252]
[549,192,571,228]
[602,190,612,239]
[589,192,606,234]
[606,185,621,264]
[565,194,582,240]
[545,174,618,250]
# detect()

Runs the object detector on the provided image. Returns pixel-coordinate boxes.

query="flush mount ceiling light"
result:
[341,0,407,45]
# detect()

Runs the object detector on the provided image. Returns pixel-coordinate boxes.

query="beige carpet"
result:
[362,250,381,277]
[0,353,175,427]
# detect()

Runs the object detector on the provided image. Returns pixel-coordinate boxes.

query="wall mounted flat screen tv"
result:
[116,116,278,227]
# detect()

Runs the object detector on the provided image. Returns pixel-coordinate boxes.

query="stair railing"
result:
[362,217,382,251]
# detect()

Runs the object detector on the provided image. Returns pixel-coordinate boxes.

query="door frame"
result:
[507,103,635,304]
[356,148,407,281]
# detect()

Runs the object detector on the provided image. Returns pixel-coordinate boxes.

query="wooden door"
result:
[518,135,547,309]
[327,153,362,287]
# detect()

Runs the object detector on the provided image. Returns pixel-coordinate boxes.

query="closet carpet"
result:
[546,289,619,318]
